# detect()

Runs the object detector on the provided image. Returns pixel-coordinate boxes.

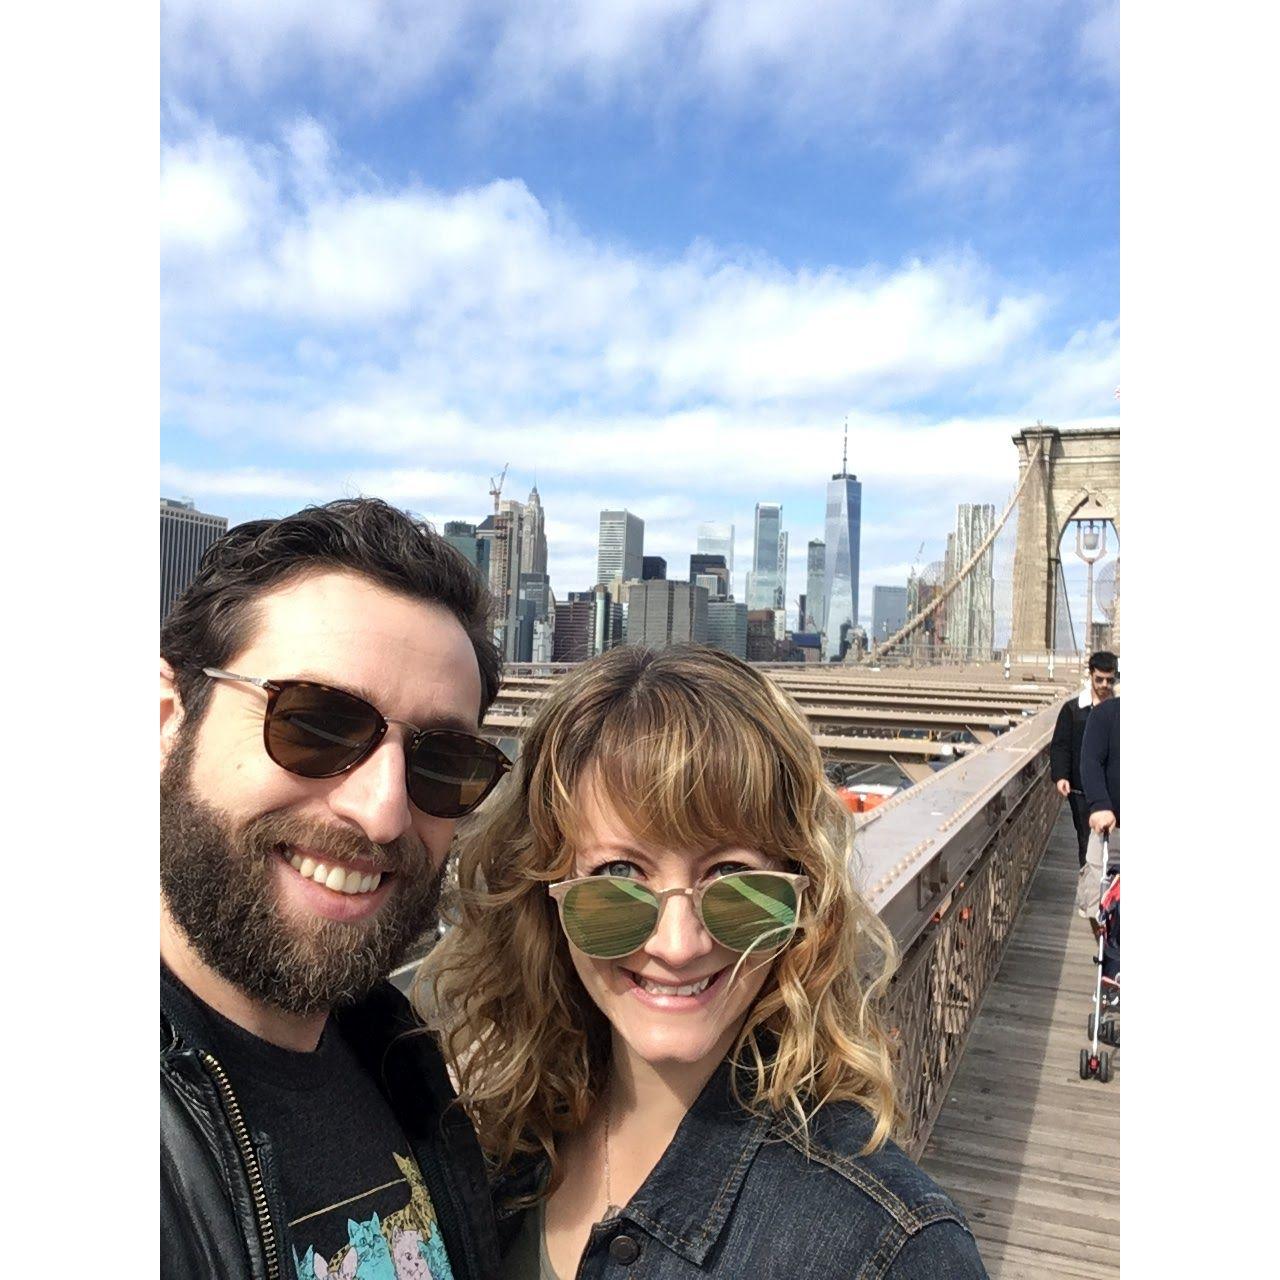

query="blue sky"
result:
[160,0,1119,638]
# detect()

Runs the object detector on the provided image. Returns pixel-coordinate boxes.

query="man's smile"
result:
[271,843,399,923]
[275,842,392,896]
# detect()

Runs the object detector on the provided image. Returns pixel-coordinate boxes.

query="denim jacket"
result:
[497,1052,987,1279]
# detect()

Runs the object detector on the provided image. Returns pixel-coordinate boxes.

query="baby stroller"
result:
[1080,832,1119,1083]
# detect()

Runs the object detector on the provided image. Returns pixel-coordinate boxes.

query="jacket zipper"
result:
[200,1050,280,1280]
[414,1123,476,1280]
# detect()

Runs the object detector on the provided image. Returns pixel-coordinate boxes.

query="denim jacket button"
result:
[609,1234,641,1264]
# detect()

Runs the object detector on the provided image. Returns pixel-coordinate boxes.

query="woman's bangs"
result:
[549,694,803,862]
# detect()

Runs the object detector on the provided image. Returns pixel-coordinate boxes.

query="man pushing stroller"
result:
[1078,694,1120,1077]
[1075,692,1120,945]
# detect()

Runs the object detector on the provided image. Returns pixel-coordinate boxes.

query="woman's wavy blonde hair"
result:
[414,643,901,1190]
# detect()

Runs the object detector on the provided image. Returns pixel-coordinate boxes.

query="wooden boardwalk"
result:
[921,809,1120,1278]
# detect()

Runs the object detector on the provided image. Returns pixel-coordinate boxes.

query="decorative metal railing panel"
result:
[884,763,1058,1158]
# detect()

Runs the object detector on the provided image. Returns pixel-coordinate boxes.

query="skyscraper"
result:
[625,580,709,648]
[443,521,491,581]
[642,556,667,581]
[597,510,644,586]
[161,497,228,620]
[747,503,782,612]
[776,530,789,638]
[689,554,729,601]
[519,484,548,577]
[515,572,551,663]
[872,585,908,648]
[907,561,946,658]
[806,540,826,632]
[745,610,780,661]
[822,433,862,660]
[773,527,783,627]
[480,499,526,661]
[554,587,621,661]
[705,600,748,659]
[949,503,996,659]
[696,522,734,585]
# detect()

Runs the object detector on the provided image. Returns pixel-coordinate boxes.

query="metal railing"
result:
[888,766,1056,1156]
[850,702,1061,1156]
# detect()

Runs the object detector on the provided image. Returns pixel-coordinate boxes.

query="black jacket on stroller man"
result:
[1050,689,1097,866]
[1081,696,1120,825]
[1074,696,1120,921]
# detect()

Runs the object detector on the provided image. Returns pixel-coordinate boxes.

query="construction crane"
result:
[909,540,925,580]
[488,463,508,514]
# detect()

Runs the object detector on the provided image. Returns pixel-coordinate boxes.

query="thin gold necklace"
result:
[602,1084,621,1219]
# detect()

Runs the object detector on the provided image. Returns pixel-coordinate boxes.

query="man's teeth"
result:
[635,973,716,997]
[287,852,382,895]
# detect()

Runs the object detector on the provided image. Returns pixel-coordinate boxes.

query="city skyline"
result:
[159,451,1115,645]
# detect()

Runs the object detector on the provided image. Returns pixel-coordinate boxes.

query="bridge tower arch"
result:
[1010,425,1120,654]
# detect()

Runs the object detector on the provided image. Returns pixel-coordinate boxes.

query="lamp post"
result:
[1076,520,1108,660]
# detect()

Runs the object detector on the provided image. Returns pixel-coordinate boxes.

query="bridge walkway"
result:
[920,809,1120,1279]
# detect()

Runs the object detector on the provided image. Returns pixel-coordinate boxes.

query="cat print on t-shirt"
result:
[291,1154,454,1280]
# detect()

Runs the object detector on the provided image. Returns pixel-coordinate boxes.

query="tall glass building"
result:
[696,522,735,588]
[705,600,748,659]
[747,503,782,611]
[823,460,862,660]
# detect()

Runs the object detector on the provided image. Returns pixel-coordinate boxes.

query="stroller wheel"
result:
[1087,1014,1096,1041]
[1098,1051,1112,1083]
[1079,1048,1092,1079]
[1102,1019,1119,1047]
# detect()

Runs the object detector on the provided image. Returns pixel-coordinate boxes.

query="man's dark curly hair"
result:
[161,497,501,730]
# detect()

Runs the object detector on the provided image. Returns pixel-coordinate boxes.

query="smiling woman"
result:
[416,645,989,1279]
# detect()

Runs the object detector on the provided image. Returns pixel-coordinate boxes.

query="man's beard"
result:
[160,731,444,1017]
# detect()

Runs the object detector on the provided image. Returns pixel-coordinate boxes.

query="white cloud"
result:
[160,126,276,252]
[159,462,331,498]
[162,0,1103,155]
[162,118,1087,439]
[990,319,1122,421]
[1078,1,1120,85]
[910,133,1028,199]
[162,0,476,103]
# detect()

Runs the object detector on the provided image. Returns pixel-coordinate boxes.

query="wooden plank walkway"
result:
[921,809,1119,1279]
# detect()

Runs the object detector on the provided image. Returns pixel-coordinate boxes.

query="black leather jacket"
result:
[160,978,500,1280]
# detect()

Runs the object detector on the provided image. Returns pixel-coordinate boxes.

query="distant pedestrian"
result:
[1050,651,1118,867]
[1076,694,1120,919]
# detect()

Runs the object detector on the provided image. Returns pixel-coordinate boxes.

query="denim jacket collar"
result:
[619,1052,773,1266]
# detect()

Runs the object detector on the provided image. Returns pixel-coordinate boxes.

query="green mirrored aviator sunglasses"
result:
[547,871,810,960]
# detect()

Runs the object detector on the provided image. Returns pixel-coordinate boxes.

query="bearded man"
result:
[160,498,507,1280]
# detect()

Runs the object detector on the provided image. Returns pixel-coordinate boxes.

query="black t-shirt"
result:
[162,966,456,1280]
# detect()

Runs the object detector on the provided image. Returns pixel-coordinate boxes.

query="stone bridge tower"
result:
[1010,425,1120,654]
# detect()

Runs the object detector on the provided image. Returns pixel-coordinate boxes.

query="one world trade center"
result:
[822,432,862,660]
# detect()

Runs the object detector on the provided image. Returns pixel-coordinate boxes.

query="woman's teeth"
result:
[286,852,382,896]
[633,972,717,997]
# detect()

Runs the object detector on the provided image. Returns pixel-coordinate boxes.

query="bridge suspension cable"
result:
[865,441,1044,663]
